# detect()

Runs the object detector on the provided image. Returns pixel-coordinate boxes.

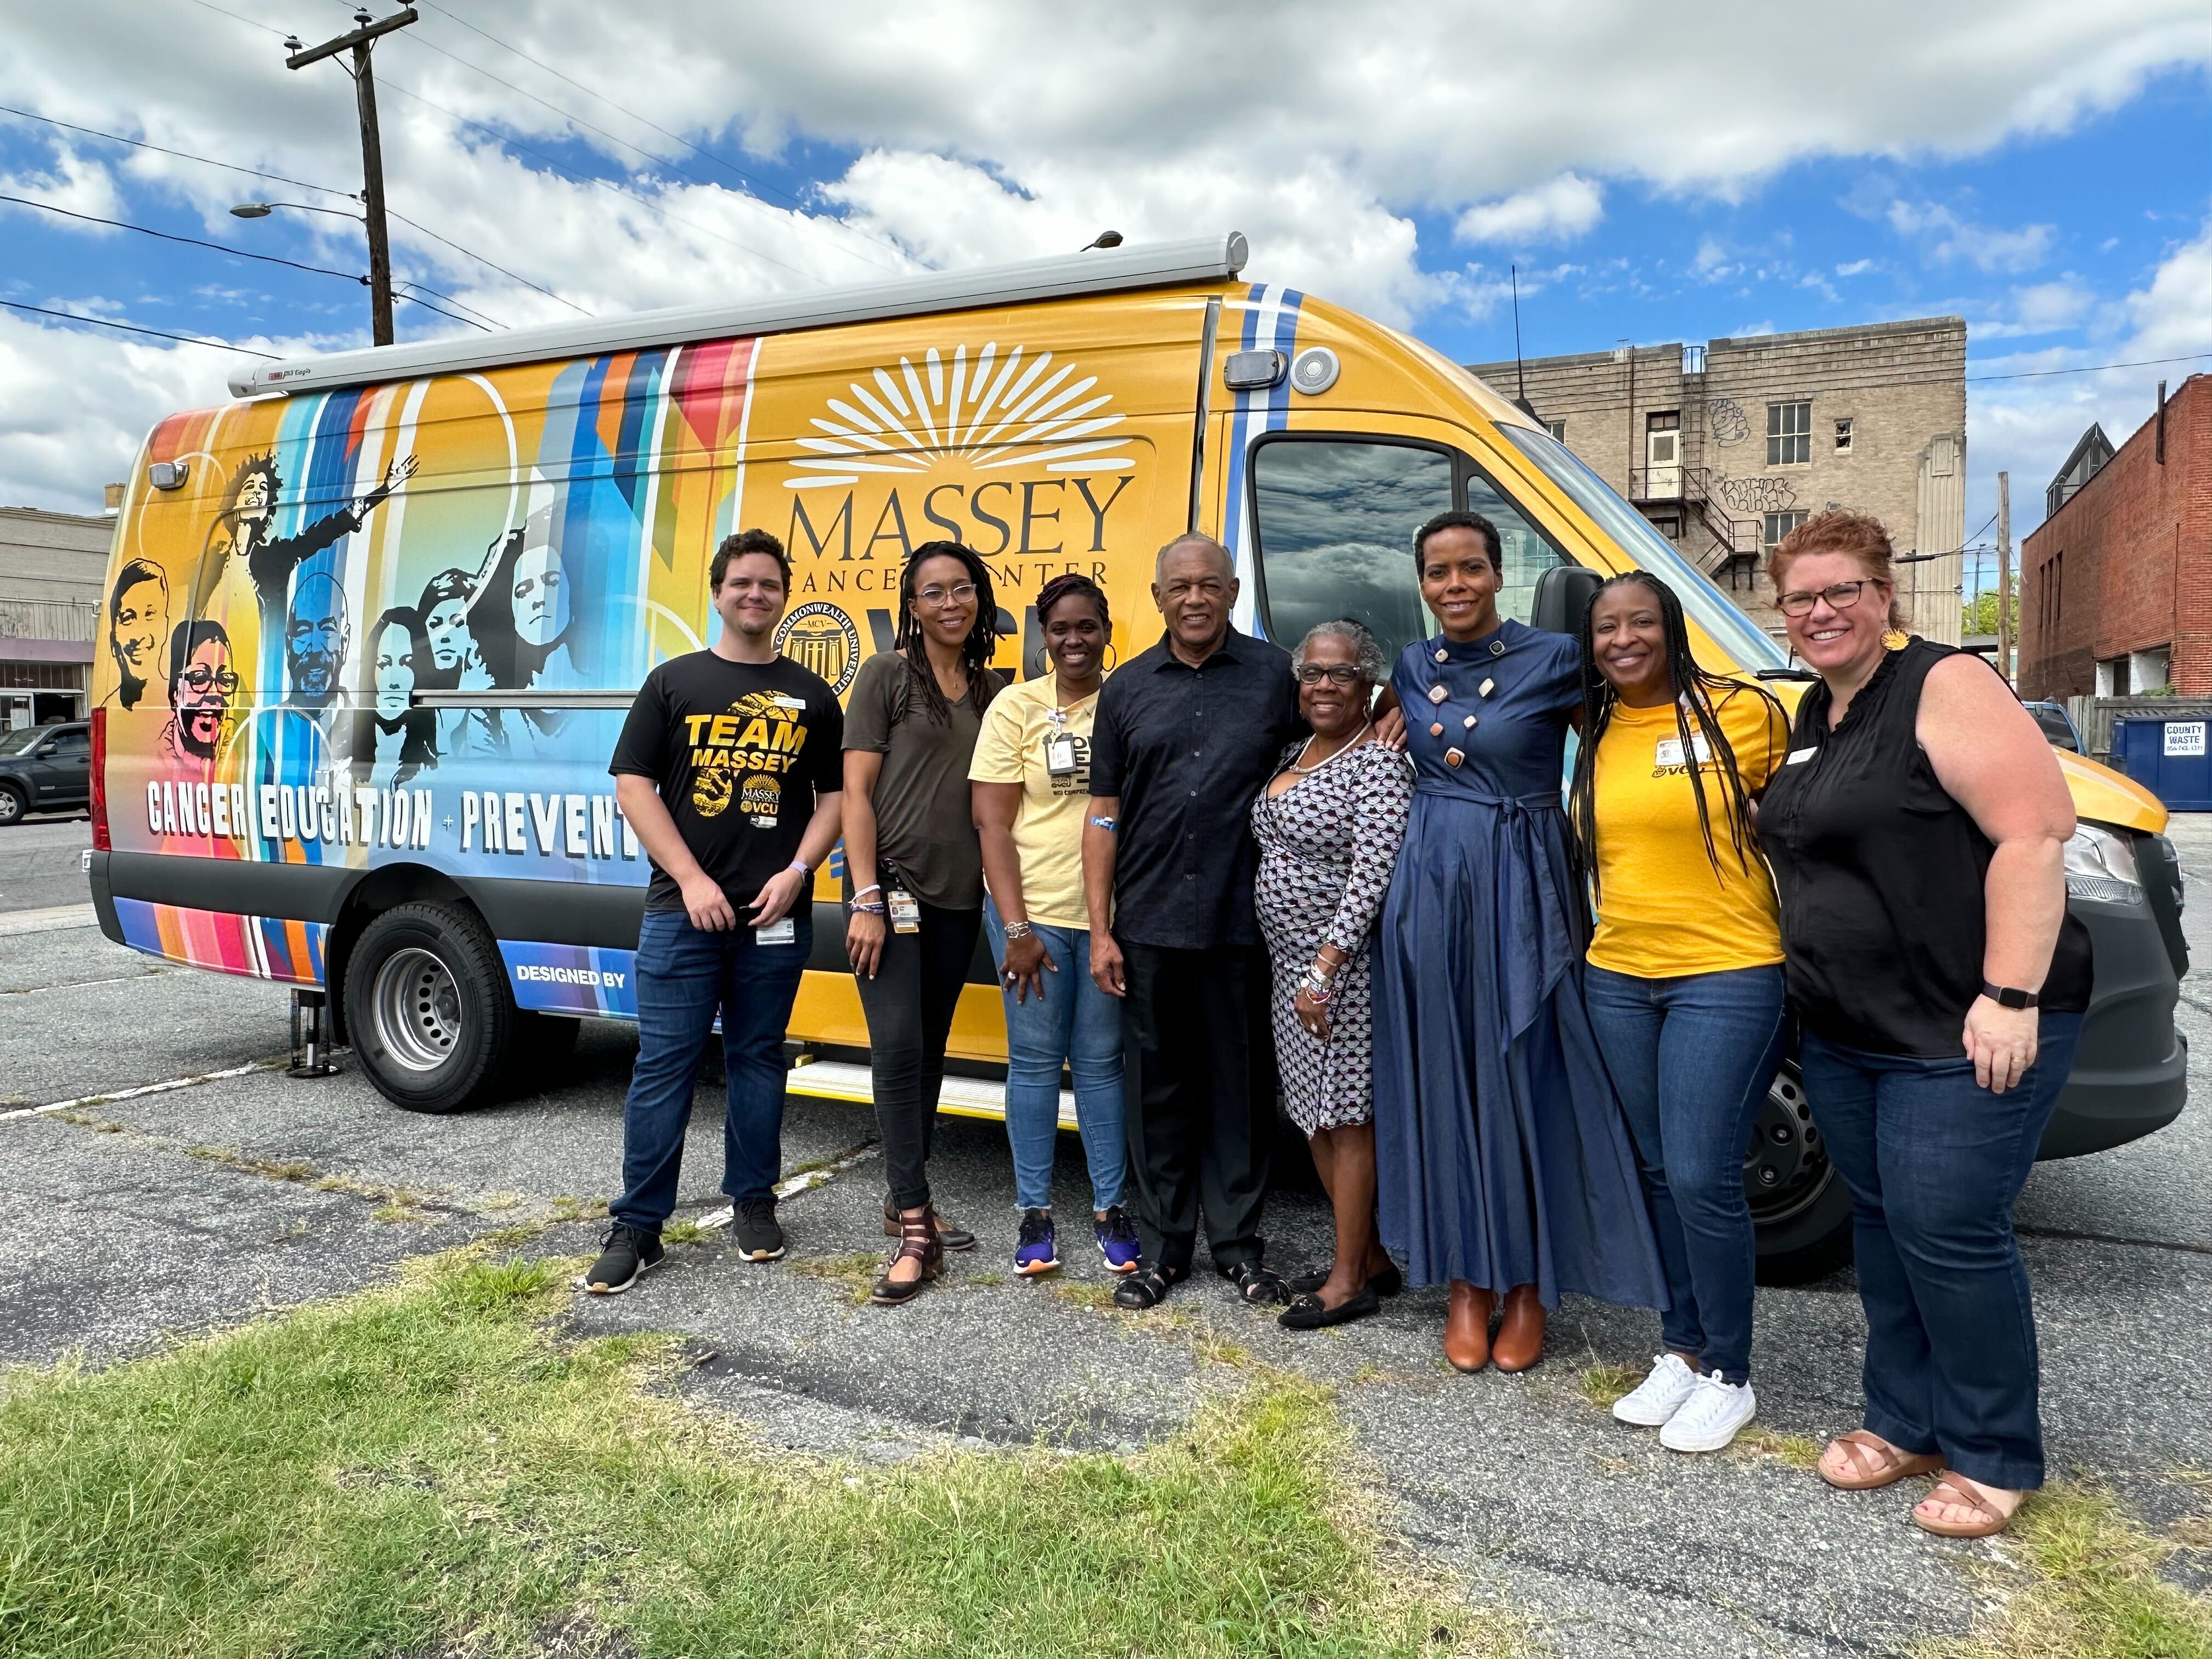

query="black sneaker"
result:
[733,1198,786,1262]
[581,1222,664,1294]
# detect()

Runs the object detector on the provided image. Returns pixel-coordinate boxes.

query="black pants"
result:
[1118,941,1275,1272]
[855,899,981,1211]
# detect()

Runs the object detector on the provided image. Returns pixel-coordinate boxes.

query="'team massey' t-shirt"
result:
[608,651,843,912]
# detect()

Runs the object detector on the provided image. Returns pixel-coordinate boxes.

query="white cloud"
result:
[2,1,2211,507]
[1835,258,1876,276]
[1453,174,1604,246]
[0,142,124,222]
[1886,199,2056,272]
[2126,216,2212,355]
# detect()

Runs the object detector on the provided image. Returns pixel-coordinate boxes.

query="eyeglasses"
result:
[1294,664,1365,687]
[178,667,240,694]
[916,582,978,606]
[1776,579,1884,618]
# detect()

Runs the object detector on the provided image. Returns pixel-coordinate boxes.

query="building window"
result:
[1545,419,1567,443]
[1767,402,1811,466]
[1763,510,1808,552]
[1835,418,1853,453]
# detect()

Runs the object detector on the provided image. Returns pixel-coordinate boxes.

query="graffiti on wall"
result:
[1708,398,1750,445]
[1713,474,1797,515]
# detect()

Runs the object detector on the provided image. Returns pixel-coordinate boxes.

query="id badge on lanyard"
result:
[1045,705,1080,778]
[888,888,921,934]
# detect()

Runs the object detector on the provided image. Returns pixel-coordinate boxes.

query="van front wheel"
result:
[345,901,516,1114]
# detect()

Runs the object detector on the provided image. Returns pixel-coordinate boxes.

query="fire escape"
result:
[1628,465,1762,592]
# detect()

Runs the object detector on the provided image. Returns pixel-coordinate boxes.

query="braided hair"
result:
[1034,571,1109,631]
[895,540,1000,723]
[1567,570,1786,901]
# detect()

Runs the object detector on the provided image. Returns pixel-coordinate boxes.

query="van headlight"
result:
[2065,823,2145,906]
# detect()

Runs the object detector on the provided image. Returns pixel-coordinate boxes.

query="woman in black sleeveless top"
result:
[1759,514,2090,1541]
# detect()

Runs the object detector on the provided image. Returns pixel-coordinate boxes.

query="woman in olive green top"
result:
[843,541,1006,1305]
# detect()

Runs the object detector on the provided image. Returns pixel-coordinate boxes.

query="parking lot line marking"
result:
[1,1058,285,1124]
[691,1142,884,1232]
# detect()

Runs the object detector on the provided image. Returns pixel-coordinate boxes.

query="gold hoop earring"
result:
[1102,641,1119,672]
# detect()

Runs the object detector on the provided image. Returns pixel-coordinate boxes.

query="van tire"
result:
[344,901,517,1114]
[1750,1060,1856,1284]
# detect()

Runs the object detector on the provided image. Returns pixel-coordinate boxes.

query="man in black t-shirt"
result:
[583,530,844,1293]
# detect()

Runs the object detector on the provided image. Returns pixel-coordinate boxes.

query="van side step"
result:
[785,1059,1079,1131]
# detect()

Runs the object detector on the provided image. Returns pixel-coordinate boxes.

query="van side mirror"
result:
[1531,565,1602,636]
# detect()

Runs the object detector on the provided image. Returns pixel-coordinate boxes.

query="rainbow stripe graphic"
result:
[112,897,328,986]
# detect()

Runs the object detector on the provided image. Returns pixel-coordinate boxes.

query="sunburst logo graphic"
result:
[786,344,1131,490]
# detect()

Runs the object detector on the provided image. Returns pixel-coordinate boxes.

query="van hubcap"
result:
[373,947,462,1073]
[1745,1066,1831,1226]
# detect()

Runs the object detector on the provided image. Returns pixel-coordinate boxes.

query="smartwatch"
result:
[1981,982,2040,1009]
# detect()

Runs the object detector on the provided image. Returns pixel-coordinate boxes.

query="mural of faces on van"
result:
[161,618,234,768]
[104,560,171,712]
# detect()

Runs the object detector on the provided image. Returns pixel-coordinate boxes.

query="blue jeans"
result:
[611,908,811,1230]
[1799,1012,2083,1491]
[1585,963,1790,1384]
[985,898,1127,1213]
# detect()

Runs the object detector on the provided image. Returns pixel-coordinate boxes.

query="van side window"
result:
[1251,441,1452,665]
[1464,470,1567,626]
[1251,438,1567,667]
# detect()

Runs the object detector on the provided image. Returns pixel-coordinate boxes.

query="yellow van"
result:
[89,232,2185,1279]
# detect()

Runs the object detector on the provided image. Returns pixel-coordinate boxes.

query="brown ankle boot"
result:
[1443,1279,1494,1372]
[1491,1283,1546,1372]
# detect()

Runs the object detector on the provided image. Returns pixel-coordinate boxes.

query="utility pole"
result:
[1996,470,2013,685]
[285,8,417,346]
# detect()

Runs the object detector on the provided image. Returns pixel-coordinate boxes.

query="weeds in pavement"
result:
[0,1249,1496,1658]
[1046,1279,1122,1314]
[1922,1479,2212,1659]
[1731,1427,1823,1471]
[658,1218,709,1246]
[548,1194,608,1223]
[1576,1361,1641,1411]
[789,1250,884,1305]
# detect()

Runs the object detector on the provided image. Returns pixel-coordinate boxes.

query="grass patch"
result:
[0,1250,1492,1658]
[1731,1427,1823,1471]
[1575,1361,1642,1412]
[658,1218,709,1247]
[548,1194,608,1223]
[1923,1479,2212,1659]
[789,1249,885,1305]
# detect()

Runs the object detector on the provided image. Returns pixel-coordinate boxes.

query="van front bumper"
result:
[2040,877,2189,1159]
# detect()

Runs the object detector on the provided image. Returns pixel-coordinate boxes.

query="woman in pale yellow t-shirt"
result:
[1567,571,1792,1455]
[968,574,1137,1279]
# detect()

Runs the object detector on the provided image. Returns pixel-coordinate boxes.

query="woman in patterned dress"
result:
[1252,619,1414,1331]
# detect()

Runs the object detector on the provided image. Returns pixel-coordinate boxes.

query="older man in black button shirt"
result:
[1084,533,1304,1308]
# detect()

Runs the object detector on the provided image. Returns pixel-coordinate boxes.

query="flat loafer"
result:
[1278,1284,1382,1330]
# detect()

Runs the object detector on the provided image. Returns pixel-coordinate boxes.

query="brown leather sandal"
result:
[1818,1430,1944,1491]
[870,1207,943,1306]
[1914,1477,2020,1539]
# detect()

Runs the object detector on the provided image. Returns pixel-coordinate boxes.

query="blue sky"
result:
[3,1,2208,583]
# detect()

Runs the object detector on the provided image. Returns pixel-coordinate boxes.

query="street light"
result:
[1080,230,1124,251]
[231,200,364,225]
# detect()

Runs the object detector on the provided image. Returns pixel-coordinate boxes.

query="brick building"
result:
[2020,376,2212,698]
[1469,317,1967,641]
[0,493,117,728]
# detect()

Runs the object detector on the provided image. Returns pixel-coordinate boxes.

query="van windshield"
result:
[1498,424,1788,673]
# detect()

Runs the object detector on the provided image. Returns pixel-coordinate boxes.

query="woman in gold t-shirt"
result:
[1568,571,1792,1455]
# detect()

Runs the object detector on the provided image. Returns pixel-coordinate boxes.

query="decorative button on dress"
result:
[1252,740,1414,1136]
[1372,619,1666,1310]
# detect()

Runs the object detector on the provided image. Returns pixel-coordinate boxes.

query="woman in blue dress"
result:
[1373,511,1665,1373]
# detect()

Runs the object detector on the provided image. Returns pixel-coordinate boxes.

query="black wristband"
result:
[1981,982,2039,1009]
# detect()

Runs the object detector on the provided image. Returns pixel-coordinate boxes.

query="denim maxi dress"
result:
[1373,620,1667,1309]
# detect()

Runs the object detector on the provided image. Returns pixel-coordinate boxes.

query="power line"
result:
[321,0,900,279]
[393,287,489,331]
[0,100,591,316]
[413,0,908,270]
[0,298,280,358]
[1968,350,2212,383]
[0,192,367,284]
[395,279,501,329]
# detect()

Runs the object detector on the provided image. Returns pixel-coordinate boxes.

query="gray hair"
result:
[1293,617,1387,685]
[1154,531,1233,582]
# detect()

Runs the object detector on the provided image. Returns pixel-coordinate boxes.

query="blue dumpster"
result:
[2114,716,2212,811]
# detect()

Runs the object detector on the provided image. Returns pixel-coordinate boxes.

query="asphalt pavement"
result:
[3,815,2208,1657]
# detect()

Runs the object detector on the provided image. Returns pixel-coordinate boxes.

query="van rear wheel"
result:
[345,901,517,1114]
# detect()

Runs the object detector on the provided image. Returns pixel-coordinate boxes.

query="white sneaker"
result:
[1612,1352,1699,1427]
[1660,1372,1757,1453]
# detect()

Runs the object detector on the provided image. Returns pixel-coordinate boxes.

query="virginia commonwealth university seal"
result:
[774,601,860,695]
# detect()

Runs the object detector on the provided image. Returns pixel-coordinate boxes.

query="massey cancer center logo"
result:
[774,601,861,694]
[779,343,1138,573]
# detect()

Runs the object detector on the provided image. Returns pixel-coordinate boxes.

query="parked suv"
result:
[0,721,91,825]
[2025,698,2085,752]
